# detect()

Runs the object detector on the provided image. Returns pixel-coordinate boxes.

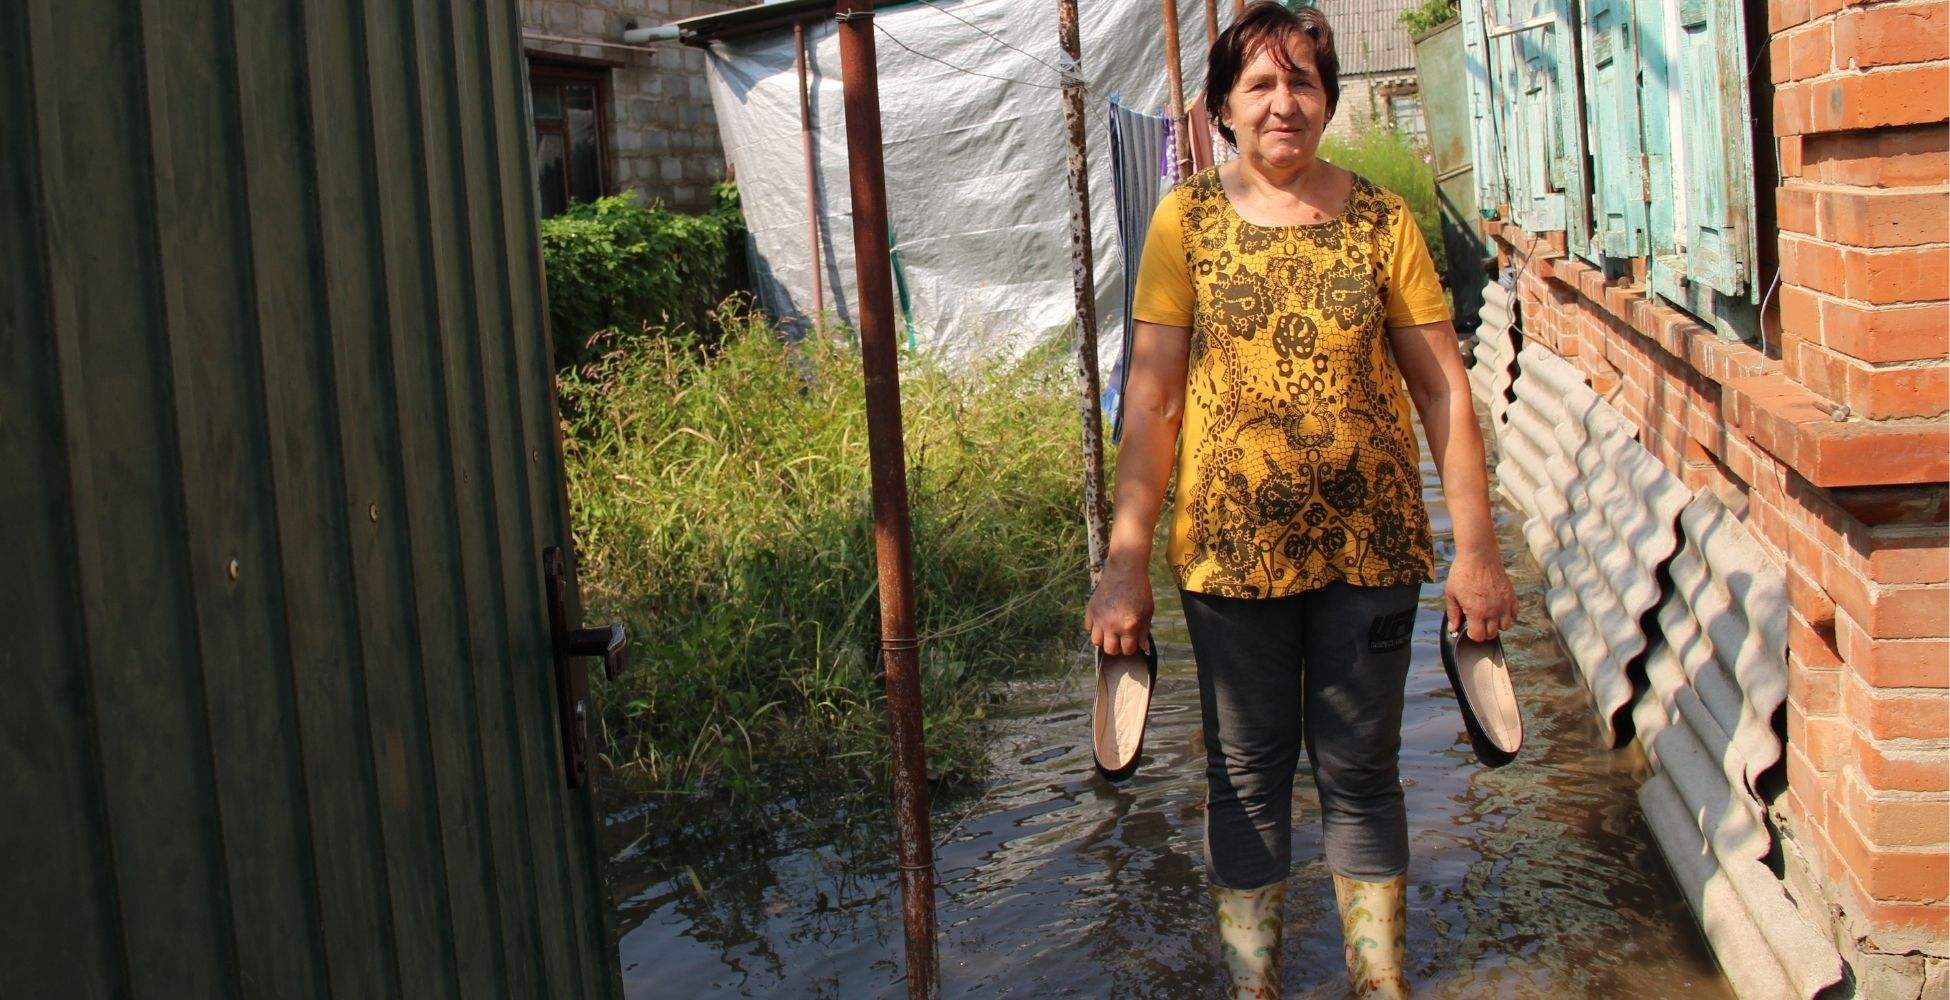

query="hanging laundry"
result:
[1106,98,1173,443]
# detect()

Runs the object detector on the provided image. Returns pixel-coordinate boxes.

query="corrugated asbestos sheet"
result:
[1464,291,1846,999]
[1467,280,1518,430]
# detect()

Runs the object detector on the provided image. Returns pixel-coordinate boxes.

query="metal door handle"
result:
[544,546,626,788]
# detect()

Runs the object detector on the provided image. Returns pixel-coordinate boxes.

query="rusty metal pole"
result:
[1161,0,1193,178]
[1234,0,1244,18]
[1203,0,1220,60]
[1057,0,1110,577]
[796,22,826,326]
[833,2,939,997]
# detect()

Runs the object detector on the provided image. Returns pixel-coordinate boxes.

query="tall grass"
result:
[1321,125,1446,276]
[560,307,1091,799]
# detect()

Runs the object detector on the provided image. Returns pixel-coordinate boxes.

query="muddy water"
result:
[607,428,1736,998]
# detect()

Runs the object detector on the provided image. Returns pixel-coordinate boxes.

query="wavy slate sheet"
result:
[1498,345,1585,560]
[1632,492,1843,999]
[1467,280,1519,431]
[1536,393,1690,745]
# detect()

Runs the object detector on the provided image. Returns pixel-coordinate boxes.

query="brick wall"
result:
[1484,5,1947,989]
[519,0,737,213]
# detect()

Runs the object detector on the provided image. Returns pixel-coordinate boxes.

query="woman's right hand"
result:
[1085,560,1154,656]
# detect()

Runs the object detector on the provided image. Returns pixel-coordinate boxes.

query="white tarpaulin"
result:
[702,0,1219,369]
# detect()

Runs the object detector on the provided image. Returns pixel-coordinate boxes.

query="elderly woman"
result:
[1084,4,1518,997]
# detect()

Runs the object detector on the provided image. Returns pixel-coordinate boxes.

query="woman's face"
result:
[1223,39,1330,169]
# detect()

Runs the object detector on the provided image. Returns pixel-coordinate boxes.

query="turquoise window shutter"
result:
[1676,0,1755,297]
[1634,0,1678,262]
[1581,0,1649,258]
[1547,0,1590,256]
[1461,0,1504,215]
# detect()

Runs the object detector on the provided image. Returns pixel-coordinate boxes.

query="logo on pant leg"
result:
[1367,607,1416,652]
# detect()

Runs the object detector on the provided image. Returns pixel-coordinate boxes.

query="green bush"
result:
[1321,125,1447,278]
[539,191,745,366]
[1399,0,1458,36]
[561,307,1091,799]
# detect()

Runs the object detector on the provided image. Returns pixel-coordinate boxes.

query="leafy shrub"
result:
[539,191,745,366]
[1321,125,1447,278]
[561,306,1091,798]
[1400,0,1458,36]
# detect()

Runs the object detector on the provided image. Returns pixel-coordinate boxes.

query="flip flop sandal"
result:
[1440,613,1523,768]
[1091,637,1157,782]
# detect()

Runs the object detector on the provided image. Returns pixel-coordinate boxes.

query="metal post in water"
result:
[796,22,825,324]
[1161,0,1194,179]
[833,1,940,997]
[1056,0,1110,579]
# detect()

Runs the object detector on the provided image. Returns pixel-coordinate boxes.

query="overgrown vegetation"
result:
[561,307,1091,799]
[1321,125,1447,277]
[539,183,745,368]
[1399,0,1459,36]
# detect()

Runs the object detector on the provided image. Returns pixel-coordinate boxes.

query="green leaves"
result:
[538,191,746,367]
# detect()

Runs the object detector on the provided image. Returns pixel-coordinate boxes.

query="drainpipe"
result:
[620,22,682,43]
[833,1,940,997]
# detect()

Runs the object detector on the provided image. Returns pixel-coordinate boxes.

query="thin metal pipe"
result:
[833,2,940,997]
[1161,0,1193,178]
[796,23,825,325]
[1203,0,1219,61]
[1057,0,1109,576]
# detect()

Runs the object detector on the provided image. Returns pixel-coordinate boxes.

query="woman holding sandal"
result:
[1082,4,1519,996]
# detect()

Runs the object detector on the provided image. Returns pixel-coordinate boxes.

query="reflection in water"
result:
[608,423,1735,998]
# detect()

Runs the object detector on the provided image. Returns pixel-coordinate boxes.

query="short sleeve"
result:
[1131,190,1194,326]
[1383,203,1452,327]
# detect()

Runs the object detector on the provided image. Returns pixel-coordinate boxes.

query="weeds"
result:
[561,305,1091,801]
[1321,125,1446,277]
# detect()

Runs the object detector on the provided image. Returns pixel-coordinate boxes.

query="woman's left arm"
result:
[1388,320,1518,641]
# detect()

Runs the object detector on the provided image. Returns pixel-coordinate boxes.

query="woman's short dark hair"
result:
[1204,2,1341,146]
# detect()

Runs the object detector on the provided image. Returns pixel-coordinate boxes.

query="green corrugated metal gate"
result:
[1,0,621,996]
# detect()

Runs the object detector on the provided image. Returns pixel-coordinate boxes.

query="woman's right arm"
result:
[1085,320,1191,656]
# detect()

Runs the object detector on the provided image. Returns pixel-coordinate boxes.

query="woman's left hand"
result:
[1445,550,1518,641]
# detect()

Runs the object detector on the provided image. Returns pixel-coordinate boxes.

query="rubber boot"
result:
[1212,880,1284,999]
[1331,872,1409,999]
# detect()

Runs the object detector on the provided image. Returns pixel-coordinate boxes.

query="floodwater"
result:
[606,420,1737,998]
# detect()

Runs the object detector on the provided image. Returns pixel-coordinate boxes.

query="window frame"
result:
[528,60,612,216]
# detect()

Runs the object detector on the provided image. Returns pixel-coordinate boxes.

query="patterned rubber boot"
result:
[1331,872,1409,998]
[1212,880,1285,999]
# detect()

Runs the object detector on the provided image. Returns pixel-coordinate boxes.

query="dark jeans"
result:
[1182,581,1421,889]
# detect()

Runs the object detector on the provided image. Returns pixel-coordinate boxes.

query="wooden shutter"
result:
[1461,0,1505,213]
[1582,0,1649,258]
[1676,0,1755,296]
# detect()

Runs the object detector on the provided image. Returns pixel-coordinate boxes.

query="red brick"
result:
[1812,0,1848,20]
[1819,187,1950,248]
[1804,125,1950,187]
[1855,727,1950,792]
[1819,298,1950,363]
[1844,769,1950,848]
[1862,530,1950,585]
[1795,655,1848,714]
[1849,896,1950,940]
[1794,608,1849,669]
[1808,65,1950,133]
[1805,420,1950,489]
[1789,19,1838,79]
[1781,134,1807,177]
[1830,806,1950,901]
[1842,245,1950,304]
[1778,184,1821,235]
[1771,0,1813,31]
[1844,360,1950,419]
[1845,671,1950,739]
[1795,339,1853,403]
[1834,2,1950,67]
[1781,234,1850,296]
[1790,558,1841,625]
[1828,557,1950,637]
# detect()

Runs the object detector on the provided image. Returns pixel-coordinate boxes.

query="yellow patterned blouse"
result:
[1131,167,1452,599]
